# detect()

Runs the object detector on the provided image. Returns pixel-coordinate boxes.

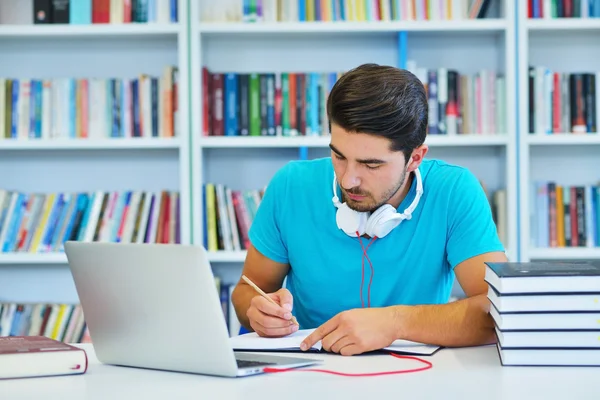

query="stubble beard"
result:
[343,167,408,213]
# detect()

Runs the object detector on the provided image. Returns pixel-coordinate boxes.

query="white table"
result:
[1,344,598,399]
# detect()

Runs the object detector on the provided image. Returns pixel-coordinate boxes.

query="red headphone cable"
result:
[263,352,433,377]
[356,232,377,308]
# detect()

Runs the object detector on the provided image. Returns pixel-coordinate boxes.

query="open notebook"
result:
[230,328,441,356]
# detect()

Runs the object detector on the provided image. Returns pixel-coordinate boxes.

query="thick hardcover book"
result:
[490,303,600,331]
[0,336,88,380]
[496,343,600,367]
[488,285,600,313]
[484,261,600,294]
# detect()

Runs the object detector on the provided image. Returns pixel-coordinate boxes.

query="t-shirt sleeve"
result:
[247,164,290,264]
[446,168,505,269]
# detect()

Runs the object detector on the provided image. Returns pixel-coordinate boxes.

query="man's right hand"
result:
[246,288,299,337]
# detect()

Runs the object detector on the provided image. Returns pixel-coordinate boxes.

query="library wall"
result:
[0,0,598,342]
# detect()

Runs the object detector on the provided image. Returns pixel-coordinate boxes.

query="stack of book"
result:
[484,260,600,366]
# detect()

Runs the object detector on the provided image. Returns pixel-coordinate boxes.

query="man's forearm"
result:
[231,283,257,331]
[390,294,496,347]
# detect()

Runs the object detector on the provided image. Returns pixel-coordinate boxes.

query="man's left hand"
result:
[300,307,398,356]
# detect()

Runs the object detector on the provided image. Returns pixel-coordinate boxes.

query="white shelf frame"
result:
[198,134,509,149]
[197,19,508,34]
[525,134,600,146]
[0,23,181,38]
[0,138,182,150]
[0,250,246,265]
[528,247,600,260]
[526,18,600,31]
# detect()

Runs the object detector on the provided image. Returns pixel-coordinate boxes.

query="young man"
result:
[231,63,507,356]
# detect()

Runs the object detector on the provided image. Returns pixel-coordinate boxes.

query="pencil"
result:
[242,275,299,326]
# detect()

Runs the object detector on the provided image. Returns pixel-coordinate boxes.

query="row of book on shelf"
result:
[0,189,180,254]
[0,66,179,141]
[0,276,240,344]
[528,0,600,19]
[528,67,599,135]
[532,182,600,248]
[202,64,506,138]
[202,183,263,252]
[486,260,600,366]
[202,180,508,252]
[407,60,506,136]
[33,0,178,24]
[0,303,90,345]
[200,0,493,22]
[202,67,336,138]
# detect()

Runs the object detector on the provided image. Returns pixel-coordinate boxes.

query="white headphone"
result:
[332,168,423,238]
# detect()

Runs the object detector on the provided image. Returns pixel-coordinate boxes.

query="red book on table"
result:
[0,336,88,380]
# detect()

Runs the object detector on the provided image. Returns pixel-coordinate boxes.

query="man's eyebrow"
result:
[329,143,386,164]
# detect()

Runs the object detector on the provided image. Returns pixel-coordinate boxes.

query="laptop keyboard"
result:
[236,359,275,368]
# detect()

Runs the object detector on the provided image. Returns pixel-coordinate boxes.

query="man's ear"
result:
[407,144,428,172]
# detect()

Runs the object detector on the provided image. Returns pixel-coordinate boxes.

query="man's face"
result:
[330,124,410,213]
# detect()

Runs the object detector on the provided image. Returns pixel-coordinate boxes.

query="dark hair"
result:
[327,63,428,163]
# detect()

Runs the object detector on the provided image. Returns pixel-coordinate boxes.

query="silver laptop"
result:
[64,241,320,377]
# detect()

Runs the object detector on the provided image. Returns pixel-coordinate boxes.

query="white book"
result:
[41,80,52,139]
[147,192,162,244]
[121,191,142,243]
[83,191,106,242]
[497,344,600,366]
[18,79,30,139]
[215,184,232,251]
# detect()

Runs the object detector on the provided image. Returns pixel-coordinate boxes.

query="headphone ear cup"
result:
[336,203,369,236]
[365,205,403,238]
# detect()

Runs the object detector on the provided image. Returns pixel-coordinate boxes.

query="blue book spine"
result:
[132,79,140,137]
[76,192,95,241]
[11,80,18,138]
[9,307,22,336]
[70,0,92,24]
[59,194,81,251]
[148,0,156,22]
[35,80,43,138]
[42,194,64,251]
[50,194,73,250]
[225,74,238,136]
[298,0,306,21]
[29,79,37,138]
[3,194,25,252]
[170,0,177,22]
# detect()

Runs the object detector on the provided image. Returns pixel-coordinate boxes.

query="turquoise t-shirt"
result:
[248,157,505,329]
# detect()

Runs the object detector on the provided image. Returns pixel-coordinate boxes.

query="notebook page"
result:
[230,329,321,351]
[383,339,440,356]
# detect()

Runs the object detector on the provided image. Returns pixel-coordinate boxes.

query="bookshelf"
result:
[0,0,189,310]
[191,0,518,278]
[517,0,600,262]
